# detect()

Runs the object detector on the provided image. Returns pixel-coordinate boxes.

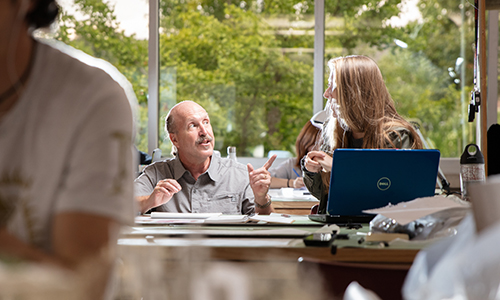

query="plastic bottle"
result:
[152,148,162,162]
[460,143,485,199]
[227,146,237,162]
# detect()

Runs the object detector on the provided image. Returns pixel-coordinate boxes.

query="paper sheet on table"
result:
[250,214,295,224]
[362,195,469,225]
[135,216,205,224]
[151,212,221,219]
[127,227,311,237]
[204,215,249,224]
[268,188,316,200]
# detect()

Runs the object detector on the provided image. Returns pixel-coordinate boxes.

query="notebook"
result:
[309,149,441,224]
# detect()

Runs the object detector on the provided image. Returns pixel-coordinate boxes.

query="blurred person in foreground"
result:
[135,100,276,215]
[303,55,423,214]
[269,120,321,189]
[0,0,136,297]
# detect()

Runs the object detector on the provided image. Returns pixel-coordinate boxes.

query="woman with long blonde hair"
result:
[303,55,423,214]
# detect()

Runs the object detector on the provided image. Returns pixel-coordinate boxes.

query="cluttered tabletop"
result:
[117,199,470,264]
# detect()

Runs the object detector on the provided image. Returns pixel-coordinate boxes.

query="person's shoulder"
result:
[36,39,137,104]
[38,40,113,79]
[144,157,176,170]
[269,157,295,171]
[140,157,177,177]
[386,126,413,148]
[386,126,411,137]
[393,126,411,134]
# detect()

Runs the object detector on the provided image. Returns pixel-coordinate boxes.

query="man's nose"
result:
[199,124,208,136]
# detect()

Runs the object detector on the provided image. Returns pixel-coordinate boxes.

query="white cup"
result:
[280,188,294,197]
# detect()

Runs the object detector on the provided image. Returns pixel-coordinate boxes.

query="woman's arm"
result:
[301,156,325,201]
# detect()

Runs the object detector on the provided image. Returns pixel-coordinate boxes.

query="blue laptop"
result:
[309,149,440,224]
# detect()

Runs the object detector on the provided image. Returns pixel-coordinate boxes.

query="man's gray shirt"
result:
[135,153,255,214]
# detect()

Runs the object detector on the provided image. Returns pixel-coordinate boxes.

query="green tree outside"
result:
[54,0,477,158]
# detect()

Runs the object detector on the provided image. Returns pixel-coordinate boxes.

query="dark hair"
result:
[26,0,60,29]
[295,121,321,168]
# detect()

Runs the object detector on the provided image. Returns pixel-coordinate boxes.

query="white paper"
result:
[268,188,316,201]
[249,215,295,224]
[135,216,205,224]
[204,215,249,224]
[127,227,310,237]
[362,195,470,225]
[150,212,222,219]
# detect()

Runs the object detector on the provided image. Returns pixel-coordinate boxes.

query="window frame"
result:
[145,0,499,184]
[146,0,327,155]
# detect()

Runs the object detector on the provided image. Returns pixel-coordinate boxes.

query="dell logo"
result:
[377,177,391,191]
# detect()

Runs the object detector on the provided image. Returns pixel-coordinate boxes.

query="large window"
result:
[54,0,483,158]
[55,0,150,151]
[156,0,315,157]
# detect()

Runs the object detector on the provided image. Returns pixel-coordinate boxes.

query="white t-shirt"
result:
[0,39,137,252]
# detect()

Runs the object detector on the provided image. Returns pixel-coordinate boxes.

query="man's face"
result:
[170,102,215,164]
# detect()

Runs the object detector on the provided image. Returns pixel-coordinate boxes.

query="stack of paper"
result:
[362,195,470,225]
[249,214,295,224]
[204,215,249,223]
[150,212,222,219]
[146,212,295,224]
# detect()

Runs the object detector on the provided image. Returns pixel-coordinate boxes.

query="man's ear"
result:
[169,133,179,148]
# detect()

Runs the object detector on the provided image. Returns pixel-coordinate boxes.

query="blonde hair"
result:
[322,55,422,152]
[320,55,423,185]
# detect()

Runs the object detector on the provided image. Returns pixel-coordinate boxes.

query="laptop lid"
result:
[326,149,440,217]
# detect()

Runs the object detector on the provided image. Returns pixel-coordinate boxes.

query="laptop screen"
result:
[326,149,440,216]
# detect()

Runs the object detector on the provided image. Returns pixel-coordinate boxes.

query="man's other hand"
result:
[137,179,181,213]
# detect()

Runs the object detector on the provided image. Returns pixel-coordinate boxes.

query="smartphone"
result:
[303,233,334,247]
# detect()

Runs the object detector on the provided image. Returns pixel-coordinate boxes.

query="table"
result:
[118,223,420,263]
[269,188,319,215]
[114,215,426,300]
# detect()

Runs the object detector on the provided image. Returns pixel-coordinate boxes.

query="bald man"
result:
[135,101,276,215]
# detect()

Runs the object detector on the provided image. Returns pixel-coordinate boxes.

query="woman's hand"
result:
[304,151,333,173]
[292,177,305,188]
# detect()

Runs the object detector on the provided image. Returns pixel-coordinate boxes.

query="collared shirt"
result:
[135,153,255,214]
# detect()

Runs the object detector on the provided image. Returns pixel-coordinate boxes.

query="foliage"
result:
[55,0,149,149]
[158,5,313,156]
[395,0,475,85]
[380,49,473,157]
[54,0,478,157]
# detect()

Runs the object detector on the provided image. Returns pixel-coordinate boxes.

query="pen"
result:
[293,169,300,178]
